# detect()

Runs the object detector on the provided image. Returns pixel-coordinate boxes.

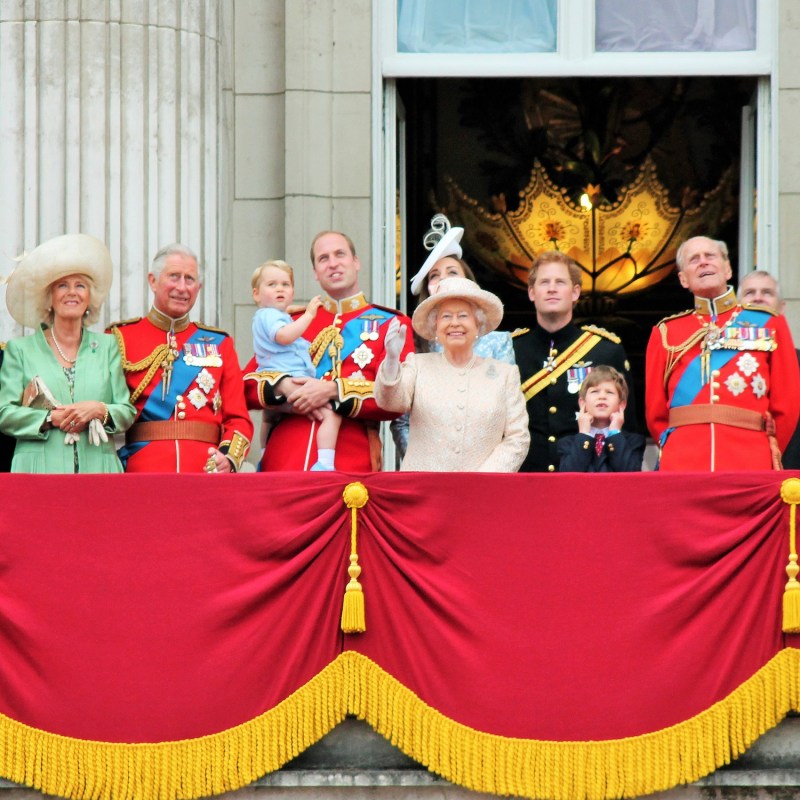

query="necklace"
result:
[444,352,477,371]
[51,328,82,364]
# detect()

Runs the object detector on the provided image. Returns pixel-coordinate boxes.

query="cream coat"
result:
[375,352,529,472]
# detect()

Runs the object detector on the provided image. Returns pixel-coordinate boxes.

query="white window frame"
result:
[371,0,778,307]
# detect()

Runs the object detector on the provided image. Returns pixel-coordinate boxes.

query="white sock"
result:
[317,448,335,469]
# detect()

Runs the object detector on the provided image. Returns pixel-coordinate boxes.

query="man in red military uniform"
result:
[645,235,800,471]
[244,231,414,471]
[108,244,253,472]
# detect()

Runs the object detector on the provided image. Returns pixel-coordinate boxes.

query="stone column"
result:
[0,0,224,336]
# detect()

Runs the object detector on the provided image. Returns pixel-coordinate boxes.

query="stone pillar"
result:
[227,0,374,356]
[0,0,223,336]
[779,0,800,342]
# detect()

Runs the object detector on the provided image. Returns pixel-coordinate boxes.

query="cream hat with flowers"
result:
[409,214,464,296]
[411,276,503,341]
[6,233,113,329]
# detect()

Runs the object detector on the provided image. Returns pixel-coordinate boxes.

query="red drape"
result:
[0,472,796,792]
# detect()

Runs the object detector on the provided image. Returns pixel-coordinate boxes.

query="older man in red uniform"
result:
[108,244,252,472]
[645,235,800,471]
[244,231,414,471]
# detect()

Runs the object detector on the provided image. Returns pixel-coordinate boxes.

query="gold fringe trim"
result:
[345,649,800,800]
[1,649,799,800]
[781,478,800,632]
[0,658,349,800]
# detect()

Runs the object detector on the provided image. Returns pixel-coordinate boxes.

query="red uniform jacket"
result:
[645,290,800,471]
[244,292,414,471]
[108,309,253,472]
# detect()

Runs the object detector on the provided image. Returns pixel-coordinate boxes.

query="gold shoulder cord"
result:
[111,327,170,404]
[309,325,344,368]
[659,323,708,388]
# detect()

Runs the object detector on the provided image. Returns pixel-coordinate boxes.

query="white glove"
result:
[88,418,108,447]
[382,317,407,382]
[64,431,79,446]
[384,316,407,362]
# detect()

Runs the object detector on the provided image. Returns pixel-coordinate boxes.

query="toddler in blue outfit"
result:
[251,260,340,471]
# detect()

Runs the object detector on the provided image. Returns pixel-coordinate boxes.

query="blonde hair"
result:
[251,260,294,293]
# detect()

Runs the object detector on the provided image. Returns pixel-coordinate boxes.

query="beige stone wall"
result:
[779,0,800,342]
[223,0,374,360]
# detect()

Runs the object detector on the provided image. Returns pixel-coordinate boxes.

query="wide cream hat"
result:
[6,233,113,328]
[412,276,503,341]
[409,214,464,296]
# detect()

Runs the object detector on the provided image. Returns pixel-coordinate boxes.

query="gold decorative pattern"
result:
[446,157,734,295]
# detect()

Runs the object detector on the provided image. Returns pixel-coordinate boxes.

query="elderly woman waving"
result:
[0,233,136,473]
[375,277,529,472]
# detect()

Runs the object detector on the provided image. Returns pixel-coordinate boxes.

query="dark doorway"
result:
[397,76,756,423]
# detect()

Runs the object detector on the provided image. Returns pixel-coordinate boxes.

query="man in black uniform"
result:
[512,251,635,472]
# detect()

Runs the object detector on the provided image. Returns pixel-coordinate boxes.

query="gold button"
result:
[176,394,184,402]
[548,465,555,472]
[177,411,186,419]
[548,435,556,443]
[711,382,720,389]
[583,441,590,450]
[550,377,557,385]
[712,370,721,377]
[178,402,186,410]
[549,406,557,414]
[711,395,720,402]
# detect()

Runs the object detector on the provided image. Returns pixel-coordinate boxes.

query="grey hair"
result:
[427,301,487,338]
[150,243,200,279]
[675,237,729,271]
[738,269,782,301]
[45,275,103,327]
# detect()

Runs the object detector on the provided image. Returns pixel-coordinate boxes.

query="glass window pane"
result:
[397,0,557,54]
[595,0,756,52]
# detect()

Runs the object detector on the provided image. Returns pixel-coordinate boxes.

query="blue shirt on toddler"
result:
[253,307,315,378]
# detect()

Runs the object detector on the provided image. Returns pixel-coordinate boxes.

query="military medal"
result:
[352,342,375,369]
[188,388,207,409]
[360,318,381,342]
[358,314,386,342]
[567,364,591,394]
[161,331,179,400]
[543,342,557,372]
[183,340,223,367]
[196,368,215,394]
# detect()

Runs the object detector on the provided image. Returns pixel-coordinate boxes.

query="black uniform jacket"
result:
[556,431,646,473]
[512,321,636,473]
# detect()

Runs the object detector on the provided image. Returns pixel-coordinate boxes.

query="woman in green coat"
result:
[0,234,136,473]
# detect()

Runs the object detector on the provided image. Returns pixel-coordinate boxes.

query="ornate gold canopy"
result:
[445,157,735,296]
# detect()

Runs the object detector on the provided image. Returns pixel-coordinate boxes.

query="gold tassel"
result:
[780,478,800,632]
[341,482,369,634]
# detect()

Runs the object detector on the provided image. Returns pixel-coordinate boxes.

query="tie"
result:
[594,433,605,456]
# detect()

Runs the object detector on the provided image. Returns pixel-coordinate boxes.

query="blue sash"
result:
[314,308,395,377]
[119,328,225,466]
[657,308,773,470]
[670,308,772,408]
